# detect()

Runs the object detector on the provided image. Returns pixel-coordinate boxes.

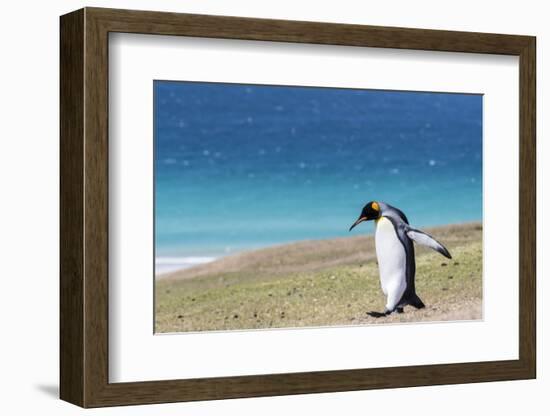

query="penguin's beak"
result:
[349,217,367,232]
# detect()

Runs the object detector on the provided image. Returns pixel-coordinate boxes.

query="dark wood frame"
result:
[60,7,536,408]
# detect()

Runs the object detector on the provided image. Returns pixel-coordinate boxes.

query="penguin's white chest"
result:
[375,217,407,295]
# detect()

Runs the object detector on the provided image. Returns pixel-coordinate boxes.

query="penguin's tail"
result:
[408,294,425,309]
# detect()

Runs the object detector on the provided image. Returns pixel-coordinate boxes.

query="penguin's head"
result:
[349,201,381,231]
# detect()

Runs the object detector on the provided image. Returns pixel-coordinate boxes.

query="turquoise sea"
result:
[154,81,482,274]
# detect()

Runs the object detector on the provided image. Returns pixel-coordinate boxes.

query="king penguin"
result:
[349,201,452,317]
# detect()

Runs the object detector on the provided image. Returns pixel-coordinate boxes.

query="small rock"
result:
[329,275,336,280]
[191,298,196,302]
[177,315,183,319]
[253,312,258,318]
[233,314,239,319]
[441,263,448,267]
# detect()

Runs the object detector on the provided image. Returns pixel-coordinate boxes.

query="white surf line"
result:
[155,256,218,278]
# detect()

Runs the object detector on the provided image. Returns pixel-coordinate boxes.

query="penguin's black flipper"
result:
[405,227,452,259]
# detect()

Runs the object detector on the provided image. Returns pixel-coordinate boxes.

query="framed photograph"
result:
[60,7,536,408]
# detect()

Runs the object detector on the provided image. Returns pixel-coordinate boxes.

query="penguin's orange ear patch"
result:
[372,202,379,211]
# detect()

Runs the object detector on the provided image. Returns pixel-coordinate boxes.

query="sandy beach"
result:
[155,222,482,333]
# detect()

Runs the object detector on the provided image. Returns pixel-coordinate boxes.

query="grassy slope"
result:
[156,223,482,333]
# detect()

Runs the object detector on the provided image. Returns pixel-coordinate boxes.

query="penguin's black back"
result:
[391,206,410,225]
[384,215,423,309]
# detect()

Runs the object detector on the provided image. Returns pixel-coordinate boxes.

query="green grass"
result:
[155,223,482,333]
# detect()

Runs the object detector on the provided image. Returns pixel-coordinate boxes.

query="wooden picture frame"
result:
[60,7,536,408]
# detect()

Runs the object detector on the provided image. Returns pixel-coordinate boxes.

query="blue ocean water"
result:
[154,81,482,264]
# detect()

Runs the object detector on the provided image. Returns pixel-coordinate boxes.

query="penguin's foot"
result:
[396,307,404,314]
[367,311,390,318]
